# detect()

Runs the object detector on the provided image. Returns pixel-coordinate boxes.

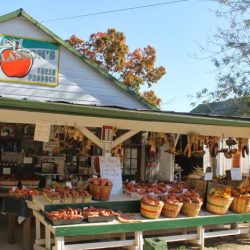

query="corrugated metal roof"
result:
[1,97,250,127]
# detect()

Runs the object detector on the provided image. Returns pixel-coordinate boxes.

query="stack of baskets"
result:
[140,195,164,219]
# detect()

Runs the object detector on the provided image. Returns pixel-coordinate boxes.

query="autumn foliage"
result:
[67,29,166,107]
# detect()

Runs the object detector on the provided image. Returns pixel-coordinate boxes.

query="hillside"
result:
[190,98,250,117]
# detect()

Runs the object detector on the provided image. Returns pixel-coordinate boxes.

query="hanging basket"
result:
[206,195,234,215]
[230,197,250,214]
[191,150,205,158]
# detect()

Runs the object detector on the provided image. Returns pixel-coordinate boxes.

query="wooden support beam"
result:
[76,126,104,149]
[174,134,180,147]
[112,130,140,148]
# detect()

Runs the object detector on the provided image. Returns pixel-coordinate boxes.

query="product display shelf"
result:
[29,194,250,250]
[32,207,250,250]
[32,194,140,213]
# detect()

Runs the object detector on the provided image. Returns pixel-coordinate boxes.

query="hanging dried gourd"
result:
[184,131,200,158]
[237,138,249,158]
[164,133,178,155]
[207,136,220,158]
[147,132,157,158]
[191,135,206,158]
[72,128,84,142]
[112,144,124,160]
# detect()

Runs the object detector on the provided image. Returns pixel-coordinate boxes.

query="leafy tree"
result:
[196,0,250,111]
[67,29,166,108]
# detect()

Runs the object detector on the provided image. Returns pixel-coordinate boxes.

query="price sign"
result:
[66,181,73,189]
[99,156,123,195]
[34,121,51,142]
[230,168,242,180]
[3,168,11,175]
[205,173,213,181]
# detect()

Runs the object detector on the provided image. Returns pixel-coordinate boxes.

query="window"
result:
[122,146,140,179]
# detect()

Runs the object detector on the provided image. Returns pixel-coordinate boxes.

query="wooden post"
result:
[35,217,41,241]
[197,226,205,250]
[120,232,126,240]
[8,213,17,244]
[134,231,143,250]
[45,227,51,250]
[23,217,32,250]
[55,237,65,250]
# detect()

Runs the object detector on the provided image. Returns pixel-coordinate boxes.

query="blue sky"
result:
[1,0,222,112]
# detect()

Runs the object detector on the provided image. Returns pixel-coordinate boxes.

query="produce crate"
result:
[72,197,82,203]
[87,215,116,223]
[45,216,84,226]
[143,238,167,250]
[83,196,92,202]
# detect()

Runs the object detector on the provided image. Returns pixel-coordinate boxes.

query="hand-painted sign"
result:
[0,34,59,86]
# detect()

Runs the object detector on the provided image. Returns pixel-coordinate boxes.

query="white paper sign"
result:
[3,168,11,175]
[34,121,51,142]
[205,173,213,181]
[230,168,242,180]
[66,182,73,189]
[43,138,59,151]
[99,156,123,195]
[23,157,33,164]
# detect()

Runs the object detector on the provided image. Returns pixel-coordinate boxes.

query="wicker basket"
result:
[0,180,18,187]
[230,197,250,213]
[21,180,40,188]
[92,184,112,201]
[186,179,207,200]
[161,202,183,218]
[140,201,164,219]
[62,197,73,204]
[206,195,234,215]
[73,197,82,203]
[181,201,203,217]
[88,183,94,194]
[83,195,92,202]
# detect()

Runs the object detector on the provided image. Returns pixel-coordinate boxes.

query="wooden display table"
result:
[0,194,33,250]
[30,195,250,250]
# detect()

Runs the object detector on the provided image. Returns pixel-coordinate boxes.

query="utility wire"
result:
[41,0,188,23]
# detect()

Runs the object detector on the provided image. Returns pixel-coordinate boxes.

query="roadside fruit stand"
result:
[29,192,250,250]
[0,9,250,250]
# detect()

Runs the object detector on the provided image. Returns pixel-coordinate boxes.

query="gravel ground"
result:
[106,234,250,250]
[167,234,250,250]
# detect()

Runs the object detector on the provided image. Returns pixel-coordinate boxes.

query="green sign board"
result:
[0,34,60,86]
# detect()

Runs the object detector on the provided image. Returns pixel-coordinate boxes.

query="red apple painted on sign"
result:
[0,49,33,78]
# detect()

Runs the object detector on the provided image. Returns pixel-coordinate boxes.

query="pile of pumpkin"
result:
[207,185,250,214]
[140,191,203,219]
